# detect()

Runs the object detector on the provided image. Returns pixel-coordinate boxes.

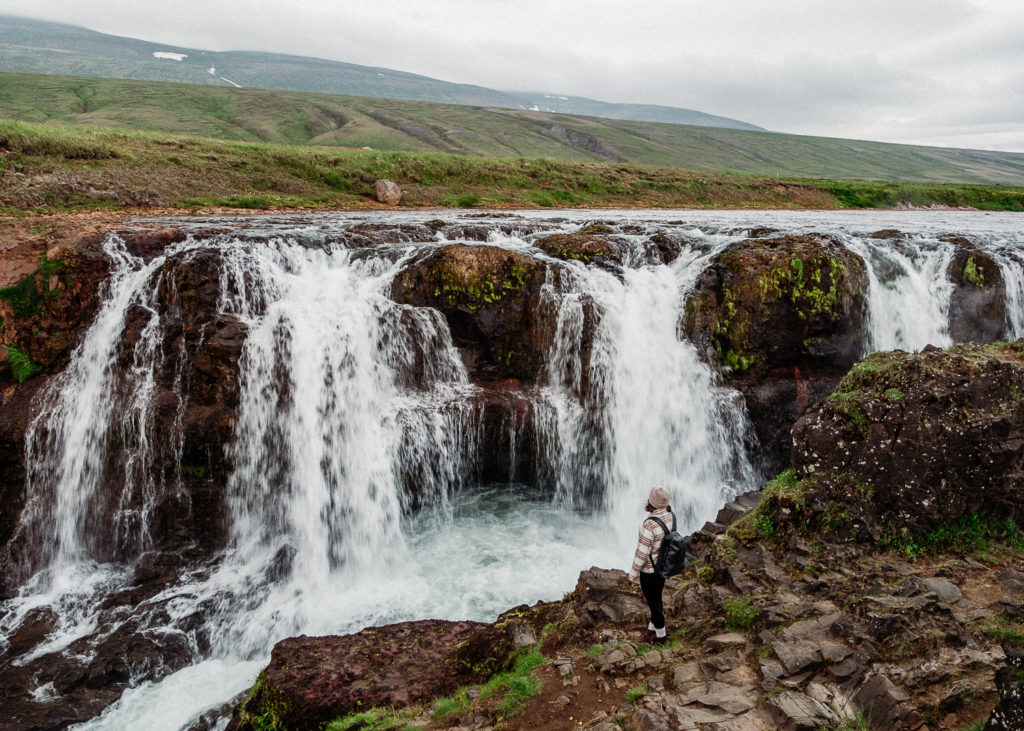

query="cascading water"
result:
[841,233,956,352]
[3,209,1024,730]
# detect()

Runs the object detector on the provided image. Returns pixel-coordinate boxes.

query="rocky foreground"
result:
[229,343,1024,731]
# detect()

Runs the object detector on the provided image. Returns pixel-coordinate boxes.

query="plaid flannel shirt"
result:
[629,508,672,581]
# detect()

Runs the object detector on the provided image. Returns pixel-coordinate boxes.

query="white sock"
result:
[648,621,655,631]
[655,627,667,639]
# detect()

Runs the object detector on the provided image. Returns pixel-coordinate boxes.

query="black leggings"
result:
[639,571,666,630]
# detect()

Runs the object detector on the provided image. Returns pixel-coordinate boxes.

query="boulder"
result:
[534,228,628,266]
[232,620,513,731]
[682,234,868,379]
[389,244,563,382]
[572,567,649,627]
[373,179,402,205]
[943,236,1007,343]
[792,343,1024,533]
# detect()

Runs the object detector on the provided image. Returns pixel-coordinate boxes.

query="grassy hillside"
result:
[0,15,760,130]
[2,118,1023,213]
[2,72,1024,187]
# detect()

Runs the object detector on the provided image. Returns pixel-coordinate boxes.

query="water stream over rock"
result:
[1,210,1023,730]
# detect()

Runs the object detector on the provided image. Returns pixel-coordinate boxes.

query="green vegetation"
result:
[758,255,845,320]
[625,684,649,703]
[980,617,1024,646]
[729,468,805,543]
[5,345,42,383]
[326,705,422,731]
[963,257,985,287]
[477,646,546,718]
[696,562,715,583]
[723,596,762,631]
[882,513,1024,562]
[0,256,64,319]
[585,643,610,658]
[432,688,470,720]
[5,71,1024,188]
[4,111,1024,214]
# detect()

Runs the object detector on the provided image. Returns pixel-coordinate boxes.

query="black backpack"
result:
[646,515,689,579]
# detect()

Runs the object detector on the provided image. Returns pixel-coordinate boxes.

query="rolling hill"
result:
[3,71,1024,186]
[0,14,763,131]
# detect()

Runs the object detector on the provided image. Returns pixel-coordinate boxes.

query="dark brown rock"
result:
[851,674,922,729]
[235,620,513,731]
[944,239,1007,343]
[792,343,1024,534]
[682,234,868,379]
[389,244,562,382]
[572,567,649,626]
[534,231,627,266]
[987,648,1024,731]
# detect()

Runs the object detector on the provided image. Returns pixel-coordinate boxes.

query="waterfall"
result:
[536,233,758,531]
[842,233,956,352]
[5,209,1024,730]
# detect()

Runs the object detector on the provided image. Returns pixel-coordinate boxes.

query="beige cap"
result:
[648,485,670,509]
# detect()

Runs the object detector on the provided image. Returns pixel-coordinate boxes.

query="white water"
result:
[2,210,1023,730]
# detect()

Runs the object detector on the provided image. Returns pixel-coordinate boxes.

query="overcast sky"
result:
[3,0,1023,152]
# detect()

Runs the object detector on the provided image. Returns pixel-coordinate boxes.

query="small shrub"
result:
[723,597,761,632]
[696,563,715,583]
[754,512,775,537]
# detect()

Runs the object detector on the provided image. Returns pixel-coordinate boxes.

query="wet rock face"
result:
[534,229,628,267]
[0,233,111,376]
[792,343,1024,533]
[683,234,869,379]
[389,244,560,382]
[232,620,514,731]
[136,248,248,553]
[944,240,1007,343]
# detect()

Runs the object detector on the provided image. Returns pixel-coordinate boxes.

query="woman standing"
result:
[628,485,673,641]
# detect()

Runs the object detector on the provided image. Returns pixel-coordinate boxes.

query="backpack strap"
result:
[643,515,675,569]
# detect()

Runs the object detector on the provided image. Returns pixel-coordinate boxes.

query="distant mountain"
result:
[513,93,764,131]
[0,14,763,131]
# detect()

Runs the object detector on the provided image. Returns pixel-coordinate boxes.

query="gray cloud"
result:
[1,0,1021,151]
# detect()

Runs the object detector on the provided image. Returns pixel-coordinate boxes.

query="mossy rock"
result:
[682,235,868,377]
[389,244,559,381]
[943,238,1007,343]
[533,232,625,266]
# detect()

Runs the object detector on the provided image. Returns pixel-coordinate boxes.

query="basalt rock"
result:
[533,227,628,267]
[792,342,1024,533]
[943,237,1008,343]
[231,620,514,731]
[683,234,869,379]
[389,243,562,382]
